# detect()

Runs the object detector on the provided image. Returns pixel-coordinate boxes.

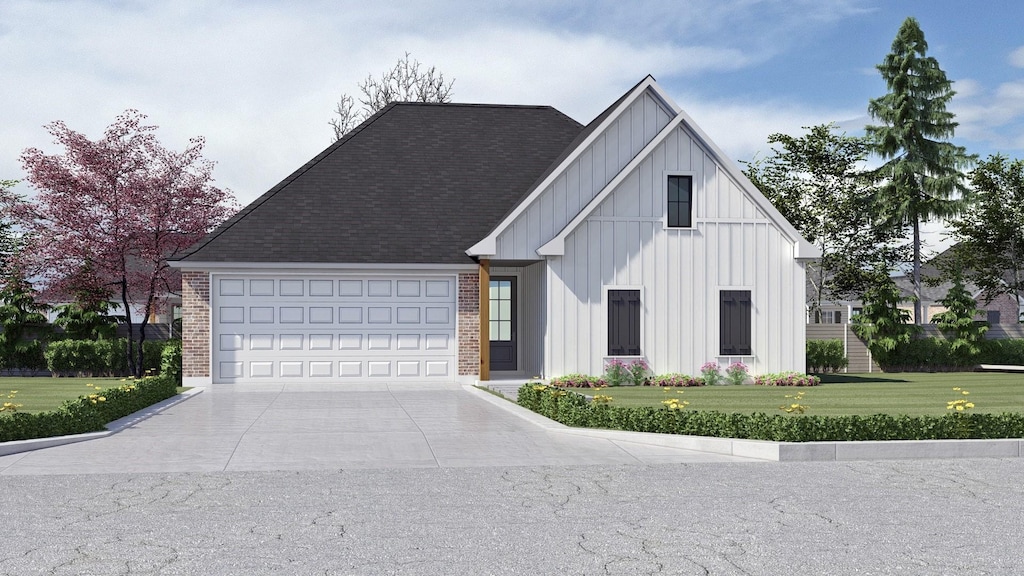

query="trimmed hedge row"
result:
[44,339,180,376]
[0,374,178,442]
[806,339,848,373]
[517,384,1024,442]
[880,337,1024,371]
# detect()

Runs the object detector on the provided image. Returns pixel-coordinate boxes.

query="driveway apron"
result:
[0,382,754,475]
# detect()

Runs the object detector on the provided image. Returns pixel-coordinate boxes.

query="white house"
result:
[170,76,819,385]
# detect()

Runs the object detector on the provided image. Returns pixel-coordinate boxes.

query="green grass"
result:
[585,372,1024,416]
[1,377,144,414]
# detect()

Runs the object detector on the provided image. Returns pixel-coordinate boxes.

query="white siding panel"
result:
[548,123,806,377]
[494,88,674,260]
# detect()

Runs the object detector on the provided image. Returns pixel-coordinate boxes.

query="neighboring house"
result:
[808,247,1023,326]
[169,76,819,385]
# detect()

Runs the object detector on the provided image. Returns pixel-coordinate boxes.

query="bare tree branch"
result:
[330,53,454,141]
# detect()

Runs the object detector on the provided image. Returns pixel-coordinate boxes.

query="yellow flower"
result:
[966,402,975,409]
[961,390,970,396]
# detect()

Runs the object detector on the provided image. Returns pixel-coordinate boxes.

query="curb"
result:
[0,388,204,457]
[465,385,1024,462]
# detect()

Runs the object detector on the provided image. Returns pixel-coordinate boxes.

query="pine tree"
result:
[866,17,974,324]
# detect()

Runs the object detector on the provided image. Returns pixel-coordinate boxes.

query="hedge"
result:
[44,338,180,376]
[877,337,1024,371]
[517,384,1024,442]
[0,374,178,442]
[806,339,848,373]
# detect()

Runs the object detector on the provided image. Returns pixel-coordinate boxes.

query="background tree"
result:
[948,154,1024,318]
[930,271,987,364]
[330,52,454,140]
[851,264,920,368]
[0,270,50,373]
[744,123,906,320]
[11,110,238,377]
[0,180,20,277]
[866,16,974,324]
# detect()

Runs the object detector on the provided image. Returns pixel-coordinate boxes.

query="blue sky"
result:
[2,1,1022,251]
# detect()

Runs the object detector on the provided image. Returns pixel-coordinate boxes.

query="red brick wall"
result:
[457,272,480,376]
[181,271,210,378]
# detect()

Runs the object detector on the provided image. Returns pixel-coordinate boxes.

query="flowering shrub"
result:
[661,396,690,410]
[603,359,630,386]
[591,394,614,404]
[725,362,749,386]
[701,362,724,386]
[602,359,651,386]
[549,373,605,388]
[627,359,651,386]
[947,387,975,412]
[779,390,809,414]
[754,372,821,387]
[1,390,22,415]
[649,373,703,387]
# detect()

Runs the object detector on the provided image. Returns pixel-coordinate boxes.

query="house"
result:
[169,76,819,385]
[808,247,1023,326]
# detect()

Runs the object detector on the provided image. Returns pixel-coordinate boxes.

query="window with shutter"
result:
[608,290,641,356]
[720,290,752,355]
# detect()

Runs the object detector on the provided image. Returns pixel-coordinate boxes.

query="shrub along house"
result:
[170,76,818,385]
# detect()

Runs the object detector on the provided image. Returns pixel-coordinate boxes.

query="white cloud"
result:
[1010,46,1024,68]
[677,97,866,163]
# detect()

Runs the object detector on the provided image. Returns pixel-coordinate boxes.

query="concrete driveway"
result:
[0,382,755,475]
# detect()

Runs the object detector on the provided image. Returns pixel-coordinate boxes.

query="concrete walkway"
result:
[0,382,754,475]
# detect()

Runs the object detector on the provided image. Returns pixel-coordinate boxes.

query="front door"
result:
[489,277,517,371]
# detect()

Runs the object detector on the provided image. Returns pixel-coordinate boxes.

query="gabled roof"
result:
[173,103,583,265]
[467,75,679,257]
[467,76,819,260]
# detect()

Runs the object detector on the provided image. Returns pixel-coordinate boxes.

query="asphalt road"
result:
[3,458,1022,575]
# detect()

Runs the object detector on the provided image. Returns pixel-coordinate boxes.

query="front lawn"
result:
[581,372,1024,416]
[1,377,129,414]
[1,375,181,443]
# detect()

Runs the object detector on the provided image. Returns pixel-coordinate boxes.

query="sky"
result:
[3,0,1023,255]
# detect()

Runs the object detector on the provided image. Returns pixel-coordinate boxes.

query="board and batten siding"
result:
[545,123,807,378]
[494,91,674,260]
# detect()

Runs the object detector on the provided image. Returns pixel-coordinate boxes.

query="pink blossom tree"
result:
[8,110,238,376]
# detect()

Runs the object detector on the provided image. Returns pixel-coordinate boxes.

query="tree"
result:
[0,270,50,372]
[866,17,974,324]
[948,154,1024,316]
[851,264,920,367]
[0,180,19,277]
[330,52,454,140]
[743,124,906,320]
[10,110,238,377]
[931,272,987,363]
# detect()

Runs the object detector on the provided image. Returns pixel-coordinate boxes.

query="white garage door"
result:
[212,274,457,382]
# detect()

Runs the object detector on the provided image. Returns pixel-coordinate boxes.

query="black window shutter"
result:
[608,290,641,356]
[720,290,752,355]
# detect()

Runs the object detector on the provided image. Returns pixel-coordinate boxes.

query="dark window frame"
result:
[666,174,693,228]
[607,289,641,356]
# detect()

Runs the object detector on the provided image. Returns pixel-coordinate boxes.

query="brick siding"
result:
[181,271,210,378]
[457,272,480,376]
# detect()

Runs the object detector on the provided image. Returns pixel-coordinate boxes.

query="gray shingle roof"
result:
[174,103,583,264]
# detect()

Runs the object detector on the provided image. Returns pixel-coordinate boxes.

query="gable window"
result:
[608,289,641,355]
[720,290,752,355]
[667,175,693,228]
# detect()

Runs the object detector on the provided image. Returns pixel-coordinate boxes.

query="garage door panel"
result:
[212,274,457,383]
